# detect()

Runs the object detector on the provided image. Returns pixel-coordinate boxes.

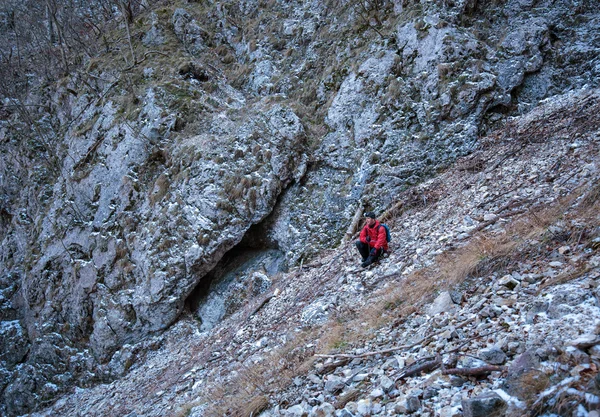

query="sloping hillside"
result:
[28,88,600,417]
[0,0,599,415]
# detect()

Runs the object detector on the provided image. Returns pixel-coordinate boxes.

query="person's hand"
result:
[370,248,377,256]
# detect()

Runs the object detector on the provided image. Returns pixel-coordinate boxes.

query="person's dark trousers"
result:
[355,241,371,261]
[356,241,383,267]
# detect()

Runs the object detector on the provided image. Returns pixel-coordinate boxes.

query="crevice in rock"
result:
[0,207,11,241]
[178,62,210,82]
[184,218,287,331]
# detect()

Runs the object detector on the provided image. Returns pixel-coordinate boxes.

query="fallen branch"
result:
[317,358,351,375]
[395,355,441,380]
[344,204,364,242]
[487,142,528,172]
[494,197,529,215]
[73,135,104,171]
[380,200,404,223]
[442,365,506,376]
[334,388,359,409]
[247,289,280,318]
[399,328,503,369]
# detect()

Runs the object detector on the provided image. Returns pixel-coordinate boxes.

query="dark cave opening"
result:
[184,221,287,329]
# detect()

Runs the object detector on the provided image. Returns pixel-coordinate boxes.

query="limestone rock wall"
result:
[0,0,599,414]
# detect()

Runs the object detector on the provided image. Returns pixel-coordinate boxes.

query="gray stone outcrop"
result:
[0,0,599,414]
[462,392,508,417]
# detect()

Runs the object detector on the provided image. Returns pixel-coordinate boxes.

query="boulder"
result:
[462,392,508,417]
[142,13,166,46]
[428,291,457,316]
[503,350,546,400]
[479,347,507,365]
[0,321,29,367]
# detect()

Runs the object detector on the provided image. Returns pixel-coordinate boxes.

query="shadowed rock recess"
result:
[0,0,599,415]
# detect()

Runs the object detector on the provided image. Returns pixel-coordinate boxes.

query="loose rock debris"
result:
[30,90,600,417]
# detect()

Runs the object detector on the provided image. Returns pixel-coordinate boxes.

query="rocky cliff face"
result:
[22,86,600,417]
[0,0,599,414]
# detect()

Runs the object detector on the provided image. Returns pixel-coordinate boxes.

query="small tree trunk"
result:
[46,2,56,44]
[120,1,136,64]
[344,204,364,242]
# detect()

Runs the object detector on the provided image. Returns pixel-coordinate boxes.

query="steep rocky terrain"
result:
[27,87,600,416]
[0,0,599,415]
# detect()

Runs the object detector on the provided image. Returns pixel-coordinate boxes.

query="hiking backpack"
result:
[380,224,391,242]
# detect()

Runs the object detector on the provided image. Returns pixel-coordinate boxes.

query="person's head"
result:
[364,211,377,226]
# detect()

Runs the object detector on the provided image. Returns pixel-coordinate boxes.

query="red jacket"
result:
[359,220,388,251]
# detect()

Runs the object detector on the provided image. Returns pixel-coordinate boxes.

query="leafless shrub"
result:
[580,180,600,210]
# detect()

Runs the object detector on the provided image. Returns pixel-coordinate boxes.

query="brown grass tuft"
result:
[581,181,600,207]
[236,396,269,417]
[520,370,551,407]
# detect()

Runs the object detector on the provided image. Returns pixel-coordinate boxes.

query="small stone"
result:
[380,375,395,392]
[286,404,306,416]
[394,356,405,368]
[383,358,400,370]
[353,373,369,382]
[483,213,496,221]
[439,405,462,417]
[479,347,507,365]
[450,291,463,304]
[406,395,421,413]
[338,408,354,417]
[558,246,571,254]
[571,334,600,350]
[526,301,549,323]
[324,375,345,393]
[345,402,358,414]
[440,329,454,340]
[423,386,439,399]
[589,345,600,359]
[498,275,519,290]
[393,400,408,414]
[338,410,354,417]
[450,376,466,387]
[307,374,321,384]
[370,388,384,399]
[564,346,590,364]
[462,392,507,417]
[525,273,543,284]
[313,402,335,417]
[356,398,372,416]
[428,291,457,316]
[535,345,559,360]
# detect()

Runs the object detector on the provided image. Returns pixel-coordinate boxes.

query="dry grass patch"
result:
[518,370,552,408]
[437,234,519,285]
[580,181,600,210]
[236,396,269,417]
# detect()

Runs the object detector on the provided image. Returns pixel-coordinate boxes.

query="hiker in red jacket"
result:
[356,211,388,268]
